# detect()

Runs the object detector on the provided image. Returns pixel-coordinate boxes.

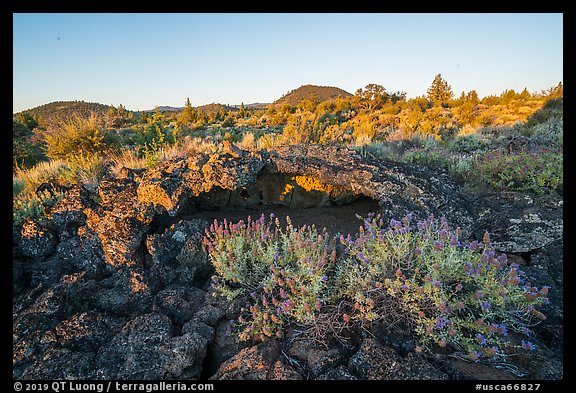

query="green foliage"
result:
[238,102,247,118]
[337,214,546,360]
[64,152,107,191]
[204,213,548,362]
[13,149,108,224]
[472,147,563,194]
[427,74,454,107]
[13,189,64,226]
[13,120,45,169]
[353,85,406,113]
[282,113,325,144]
[222,114,237,128]
[14,112,39,130]
[141,139,163,168]
[203,214,337,340]
[13,159,71,195]
[354,84,389,111]
[447,134,489,153]
[525,98,563,129]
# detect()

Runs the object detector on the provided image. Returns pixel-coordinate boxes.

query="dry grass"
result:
[237,132,256,150]
[13,159,70,196]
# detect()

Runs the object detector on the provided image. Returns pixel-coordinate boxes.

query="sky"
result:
[13,13,563,113]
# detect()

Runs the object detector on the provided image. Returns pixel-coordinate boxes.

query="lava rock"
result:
[210,340,302,380]
[20,348,96,380]
[19,220,57,258]
[95,313,210,379]
[348,338,447,380]
[153,286,207,325]
[55,225,106,278]
[471,191,562,253]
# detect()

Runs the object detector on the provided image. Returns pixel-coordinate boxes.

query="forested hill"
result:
[274,84,352,106]
[15,101,112,124]
[196,103,239,113]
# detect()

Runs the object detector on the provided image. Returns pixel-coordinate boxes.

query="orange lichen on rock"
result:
[130,272,148,293]
[293,176,335,193]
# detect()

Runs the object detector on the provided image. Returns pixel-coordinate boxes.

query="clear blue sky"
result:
[13,13,563,113]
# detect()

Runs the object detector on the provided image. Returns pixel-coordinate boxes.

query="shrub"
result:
[524,117,563,148]
[447,133,489,153]
[203,214,337,340]
[109,148,148,177]
[257,133,284,150]
[238,132,256,150]
[336,213,546,361]
[472,147,563,194]
[43,115,119,160]
[402,147,452,169]
[13,153,105,223]
[352,141,401,160]
[13,189,64,226]
[203,212,548,362]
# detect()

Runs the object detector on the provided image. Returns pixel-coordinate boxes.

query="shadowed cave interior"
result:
[151,171,381,236]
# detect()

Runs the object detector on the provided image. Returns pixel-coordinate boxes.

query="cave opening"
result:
[150,171,381,237]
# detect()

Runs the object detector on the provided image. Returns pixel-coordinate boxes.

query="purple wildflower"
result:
[480,300,491,312]
[476,333,487,346]
[468,350,480,361]
[402,213,412,226]
[440,230,447,240]
[521,340,536,351]
[440,217,449,230]
[435,316,448,329]
[281,299,294,312]
[450,234,459,246]
[434,241,444,251]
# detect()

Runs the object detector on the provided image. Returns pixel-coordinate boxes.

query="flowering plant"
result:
[203,212,548,361]
[203,213,336,340]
